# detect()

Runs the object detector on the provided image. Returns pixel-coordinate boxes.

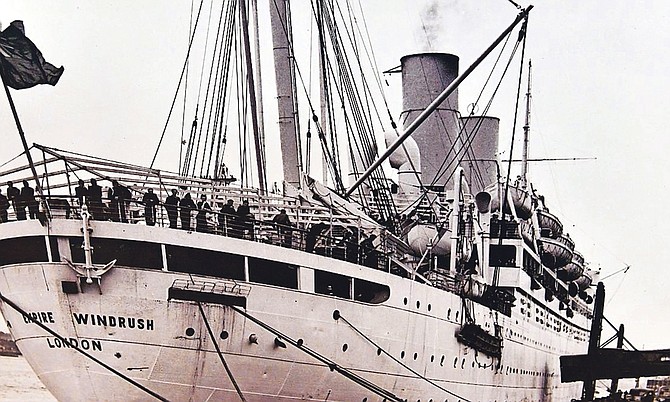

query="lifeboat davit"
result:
[487,183,533,220]
[537,234,574,269]
[558,251,584,281]
[407,224,451,256]
[536,208,563,239]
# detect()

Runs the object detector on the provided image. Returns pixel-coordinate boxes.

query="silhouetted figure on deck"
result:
[179,193,196,230]
[196,194,212,233]
[164,189,179,229]
[359,234,378,268]
[306,222,327,253]
[74,179,88,207]
[21,180,38,219]
[142,188,160,226]
[272,209,292,247]
[88,179,103,219]
[110,180,131,223]
[236,199,253,239]
[218,199,236,235]
[0,189,9,223]
[6,182,20,220]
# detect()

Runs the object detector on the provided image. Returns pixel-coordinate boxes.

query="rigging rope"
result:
[149,0,206,173]
[494,16,529,288]
[0,293,171,402]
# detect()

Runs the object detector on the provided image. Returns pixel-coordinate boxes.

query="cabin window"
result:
[165,245,244,280]
[70,237,162,269]
[0,236,49,265]
[248,257,298,289]
[353,278,389,304]
[315,270,351,299]
[489,245,517,267]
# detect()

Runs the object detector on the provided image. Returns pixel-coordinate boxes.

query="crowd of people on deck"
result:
[0,178,382,268]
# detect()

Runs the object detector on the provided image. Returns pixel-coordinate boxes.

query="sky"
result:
[0,0,669,357]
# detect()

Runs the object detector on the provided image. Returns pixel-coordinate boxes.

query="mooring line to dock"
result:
[229,305,404,402]
[334,311,473,402]
[0,293,171,402]
[196,301,247,401]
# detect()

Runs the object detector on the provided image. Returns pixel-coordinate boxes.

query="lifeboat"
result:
[569,273,593,297]
[487,183,533,220]
[407,224,451,256]
[558,251,584,281]
[520,220,534,245]
[555,234,575,252]
[536,208,563,239]
[537,234,574,269]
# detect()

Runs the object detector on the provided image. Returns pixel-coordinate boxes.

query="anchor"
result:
[63,203,116,293]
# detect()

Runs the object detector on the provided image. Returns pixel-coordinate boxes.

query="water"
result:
[0,355,57,401]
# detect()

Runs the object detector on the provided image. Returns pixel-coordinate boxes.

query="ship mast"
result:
[240,0,267,192]
[521,59,532,188]
[269,0,303,189]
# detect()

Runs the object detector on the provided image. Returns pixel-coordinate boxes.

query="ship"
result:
[0,2,597,401]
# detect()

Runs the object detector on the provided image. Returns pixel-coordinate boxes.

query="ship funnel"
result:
[460,116,500,195]
[399,53,460,192]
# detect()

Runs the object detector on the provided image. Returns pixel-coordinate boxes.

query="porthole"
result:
[416,300,421,309]
[440,355,444,366]
[342,344,348,352]
[220,330,229,340]
[401,351,405,359]
[185,327,195,336]
[377,348,382,356]
[455,311,459,320]
[428,304,432,311]
[447,308,451,319]
[413,352,418,360]
[403,297,408,305]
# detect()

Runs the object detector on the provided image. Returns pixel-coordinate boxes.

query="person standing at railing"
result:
[359,234,378,268]
[196,194,212,233]
[179,193,196,230]
[74,179,88,207]
[0,189,9,223]
[110,180,131,223]
[272,209,293,247]
[164,189,180,229]
[142,188,160,226]
[218,199,236,235]
[88,179,103,220]
[21,180,38,220]
[5,181,20,220]
[236,199,253,239]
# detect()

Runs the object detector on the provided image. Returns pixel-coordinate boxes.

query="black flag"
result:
[0,21,64,90]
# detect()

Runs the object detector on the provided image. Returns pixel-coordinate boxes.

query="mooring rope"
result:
[334,311,473,402]
[195,301,247,401]
[0,293,170,402]
[229,305,403,402]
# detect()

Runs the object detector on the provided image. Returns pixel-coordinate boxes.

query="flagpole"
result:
[0,70,49,218]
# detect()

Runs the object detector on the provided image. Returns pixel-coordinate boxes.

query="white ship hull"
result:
[0,219,586,401]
